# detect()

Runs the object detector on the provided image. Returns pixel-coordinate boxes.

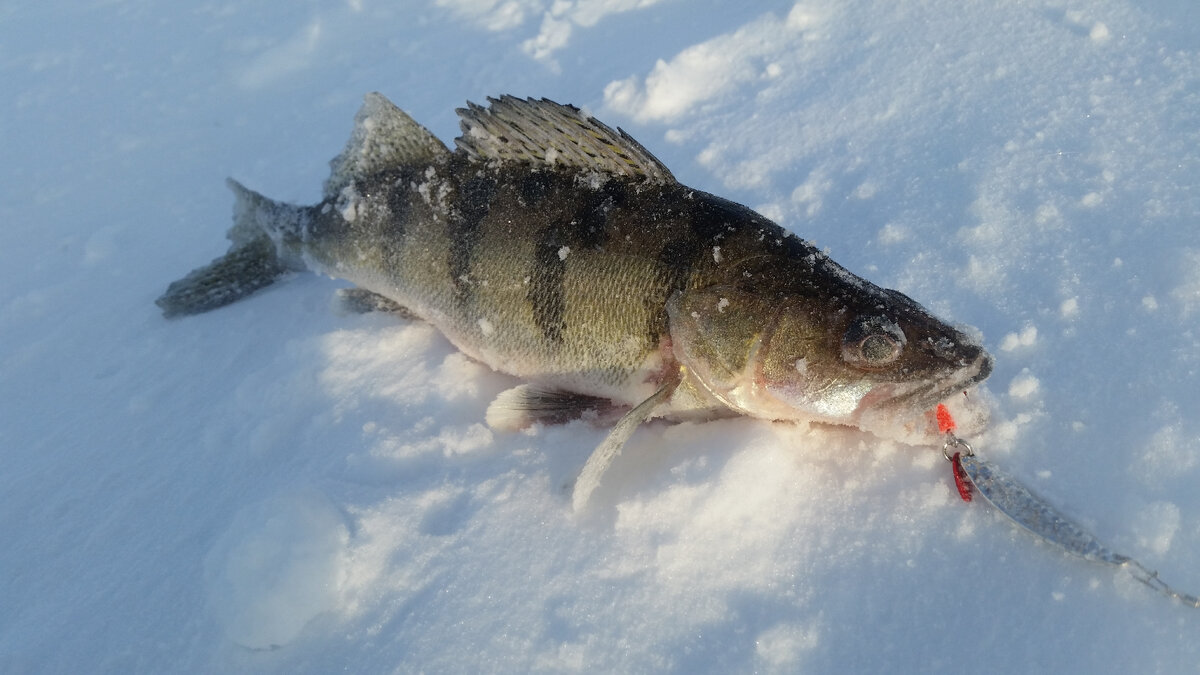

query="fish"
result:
[157,92,993,508]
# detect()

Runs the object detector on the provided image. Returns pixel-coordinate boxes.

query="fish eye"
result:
[859,333,900,363]
[842,316,904,368]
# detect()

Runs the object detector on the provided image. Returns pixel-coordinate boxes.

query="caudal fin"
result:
[155,235,287,317]
[155,180,294,318]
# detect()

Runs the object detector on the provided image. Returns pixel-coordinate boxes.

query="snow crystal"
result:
[755,621,821,669]
[557,245,570,261]
[338,185,360,222]
[1008,369,1040,398]
[999,324,1037,351]
[439,422,495,456]
[1059,297,1079,318]
[790,170,831,217]
[1171,249,1200,315]
[1132,425,1200,487]
[1131,501,1181,556]
[855,180,879,199]
[877,222,907,245]
[523,15,571,63]
[520,0,673,65]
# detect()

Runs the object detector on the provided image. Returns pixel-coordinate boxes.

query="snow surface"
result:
[3,0,1200,672]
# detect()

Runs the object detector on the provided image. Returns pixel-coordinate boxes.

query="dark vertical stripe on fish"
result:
[571,190,618,251]
[447,173,497,304]
[528,223,568,343]
[656,239,701,290]
[649,239,700,347]
[525,182,625,344]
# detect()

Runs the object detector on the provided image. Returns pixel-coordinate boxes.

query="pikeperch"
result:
[158,93,993,508]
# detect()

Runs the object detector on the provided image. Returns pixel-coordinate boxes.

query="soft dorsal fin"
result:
[324,92,450,198]
[454,95,676,183]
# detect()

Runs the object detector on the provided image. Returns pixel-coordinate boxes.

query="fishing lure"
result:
[937,404,1199,608]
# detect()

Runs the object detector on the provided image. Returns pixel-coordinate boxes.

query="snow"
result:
[1008,369,1041,399]
[999,324,1038,352]
[3,0,1200,672]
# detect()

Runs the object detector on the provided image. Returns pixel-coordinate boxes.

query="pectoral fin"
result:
[571,372,681,512]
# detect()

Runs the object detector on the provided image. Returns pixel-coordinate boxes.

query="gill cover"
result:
[756,301,885,419]
[666,286,775,414]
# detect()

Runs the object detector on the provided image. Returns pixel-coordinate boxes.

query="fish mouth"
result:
[870,349,994,415]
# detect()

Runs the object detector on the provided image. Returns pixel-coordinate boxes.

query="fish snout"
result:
[951,343,993,391]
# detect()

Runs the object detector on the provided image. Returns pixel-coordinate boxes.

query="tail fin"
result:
[155,180,294,318]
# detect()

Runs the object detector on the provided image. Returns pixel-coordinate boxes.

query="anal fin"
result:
[485,384,616,432]
[335,288,418,319]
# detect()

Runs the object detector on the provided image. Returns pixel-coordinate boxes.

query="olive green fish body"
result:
[158,94,992,502]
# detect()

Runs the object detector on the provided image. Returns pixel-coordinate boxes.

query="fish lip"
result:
[875,349,994,414]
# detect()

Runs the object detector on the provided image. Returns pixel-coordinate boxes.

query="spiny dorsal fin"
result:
[454,95,676,183]
[325,92,450,199]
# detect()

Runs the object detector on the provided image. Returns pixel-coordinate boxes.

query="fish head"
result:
[668,282,992,438]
